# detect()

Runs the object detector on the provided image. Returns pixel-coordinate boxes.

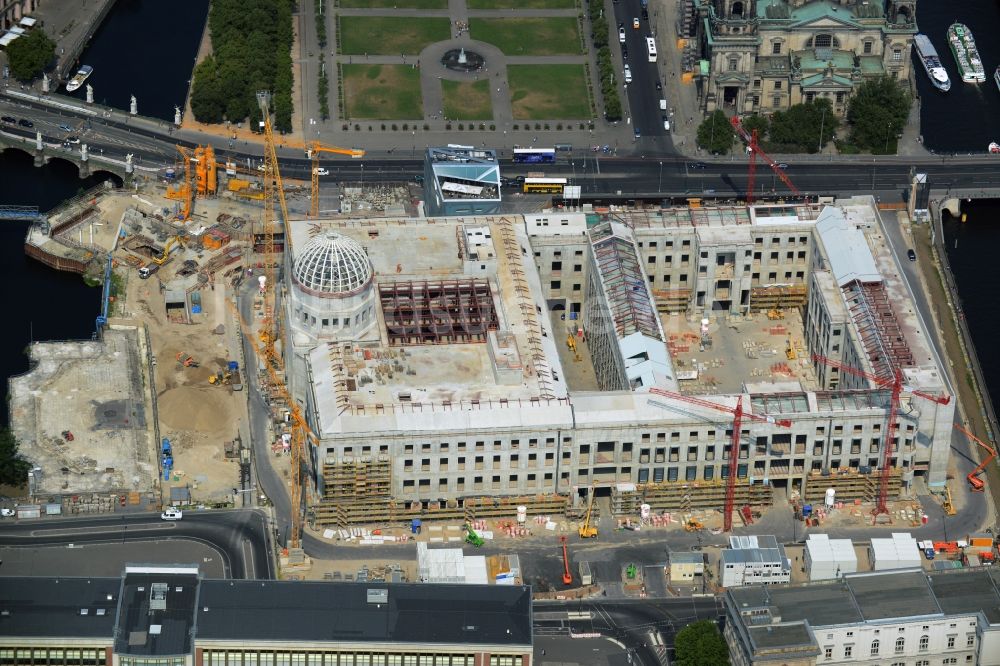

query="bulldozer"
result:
[175,352,199,368]
[684,518,704,532]
[578,487,598,538]
[208,369,232,386]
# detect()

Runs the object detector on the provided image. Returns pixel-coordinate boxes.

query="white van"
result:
[659,98,667,111]
[624,65,633,83]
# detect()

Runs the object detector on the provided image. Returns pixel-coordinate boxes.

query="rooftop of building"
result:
[291,217,570,435]
[0,569,534,649]
[114,567,200,656]
[728,567,1000,648]
[757,0,883,24]
[606,201,821,231]
[426,147,501,202]
[198,579,532,647]
[0,575,120,639]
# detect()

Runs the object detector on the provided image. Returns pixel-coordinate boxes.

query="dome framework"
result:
[292,232,373,296]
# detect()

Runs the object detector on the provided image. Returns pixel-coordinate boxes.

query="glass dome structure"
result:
[292,232,373,296]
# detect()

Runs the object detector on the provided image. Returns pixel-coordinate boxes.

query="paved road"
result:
[535,596,723,666]
[0,509,274,579]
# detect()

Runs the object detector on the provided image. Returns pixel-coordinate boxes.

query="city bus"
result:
[523,177,567,194]
[646,37,657,62]
[513,148,557,164]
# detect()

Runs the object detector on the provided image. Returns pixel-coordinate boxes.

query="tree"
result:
[767,98,839,153]
[847,75,911,154]
[6,29,56,81]
[741,113,769,138]
[696,110,734,155]
[0,427,31,487]
[674,620,730,666]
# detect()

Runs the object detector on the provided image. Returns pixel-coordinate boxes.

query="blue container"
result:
[228,360,239,371]
[411,518,422,534]
[802,504,813,517]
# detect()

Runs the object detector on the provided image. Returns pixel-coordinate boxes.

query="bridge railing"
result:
[0,204,41,221]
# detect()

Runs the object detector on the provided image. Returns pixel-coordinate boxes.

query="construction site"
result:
[5,99,965,575]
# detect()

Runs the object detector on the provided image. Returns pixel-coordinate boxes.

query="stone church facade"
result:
[694,0,916,116]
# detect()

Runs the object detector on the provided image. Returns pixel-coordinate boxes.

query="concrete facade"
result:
[283,197,953,509]
[694,0,916,116]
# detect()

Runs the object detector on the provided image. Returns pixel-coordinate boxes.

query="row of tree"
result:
[696,76,911,156]
[190,0,295,132]
[587,0,622,121]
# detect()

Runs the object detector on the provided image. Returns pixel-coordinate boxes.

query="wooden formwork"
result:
[802,470,902,504]
[311,493,570,528]
[611,480,774,514]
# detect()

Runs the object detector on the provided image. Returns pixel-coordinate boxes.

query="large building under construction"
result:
[281,196,953,526]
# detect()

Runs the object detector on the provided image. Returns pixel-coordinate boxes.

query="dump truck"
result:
[228,360,243,391]
[138,263,160,279]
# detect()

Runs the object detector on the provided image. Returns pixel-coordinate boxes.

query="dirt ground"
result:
[127,255,247,503]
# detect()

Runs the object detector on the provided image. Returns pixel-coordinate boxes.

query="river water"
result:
[4,0,1000,427]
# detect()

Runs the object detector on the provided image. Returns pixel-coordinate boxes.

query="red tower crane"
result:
[730,116,802,204]
[811,354,951,520]
[648,387,793,531]
[954,424,997,492]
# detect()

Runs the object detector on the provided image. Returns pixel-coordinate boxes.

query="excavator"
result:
[578,487,598,538]
[955,424,997,492]
[464,523,485,547]
[152,235,184,265]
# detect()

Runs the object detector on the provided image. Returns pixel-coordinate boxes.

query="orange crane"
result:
[812,354,950,520]
[307,142,365,218]
[228,301,313,548]
[648,387,793,532]
[730,116,802,204]
[560,536,573,585]
[955,424,997,492]
[164,145,195,221]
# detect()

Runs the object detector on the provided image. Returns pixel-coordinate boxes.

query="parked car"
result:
[624,65,633,83]
[622,44,629,60]
[907,249,917,261]
[161,508,183,521]
[662,115,671,131]
[690,162,707,169]
[0,508,15,518]
[1,116,16,124]
[655,80,662,91]
[18,118,33,128]
[619,27,626,43]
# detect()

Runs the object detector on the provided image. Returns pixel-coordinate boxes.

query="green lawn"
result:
[442,80,493,120]
[342,64,424,119]
[338,16,450,55]
[467,0,575,7]
[508,64,592,119]
[470,17,582,55]
[340,0,447,7]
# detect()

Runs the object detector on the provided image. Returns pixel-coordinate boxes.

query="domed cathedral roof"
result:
[292,231,373,297]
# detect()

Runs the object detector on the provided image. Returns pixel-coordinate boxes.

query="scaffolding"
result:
[312,492,569,527]
[611,480,774,514]
[842,279,914,380]
[651,288,691,313]
[590,222,661,340]
[803,470,902,504]
[379,279,499,346]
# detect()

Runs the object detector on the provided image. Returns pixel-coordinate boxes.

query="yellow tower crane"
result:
[307,142,365,218]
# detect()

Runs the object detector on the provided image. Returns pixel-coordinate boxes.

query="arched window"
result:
[814,34,833,48]
[919,635,929,651]
[895,637,905,653]
[731,1,744,17]
[871,639,880,656]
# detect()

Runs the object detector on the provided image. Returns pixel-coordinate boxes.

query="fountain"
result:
[441,47,485,73]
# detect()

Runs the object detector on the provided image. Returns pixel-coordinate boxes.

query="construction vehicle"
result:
[684,518,703,532]
[138,263,160,279]
[560,536,573,585]
[955,424,997,492]
[943,486,957,516]
[304,142,365,218]
[464,523,485,547]
[228,361,243,391]
[767,308,784,320]
[566,334,582,362]
[175,352,199,368]
[151,236,184,265]
[208,369,232,385]
[578,487,598,538]
[785,338,797,360]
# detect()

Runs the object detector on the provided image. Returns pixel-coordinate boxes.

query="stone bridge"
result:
[0,130,131,181]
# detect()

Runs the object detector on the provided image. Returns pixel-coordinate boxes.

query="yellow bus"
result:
[523,177,567,194]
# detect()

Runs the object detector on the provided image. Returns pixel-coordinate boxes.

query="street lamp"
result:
[884,121,893,154]
[658,161,663,192]
[818,105,826,153]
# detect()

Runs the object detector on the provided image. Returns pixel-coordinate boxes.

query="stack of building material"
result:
[804,534,858,580]
[869,532,921,571]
